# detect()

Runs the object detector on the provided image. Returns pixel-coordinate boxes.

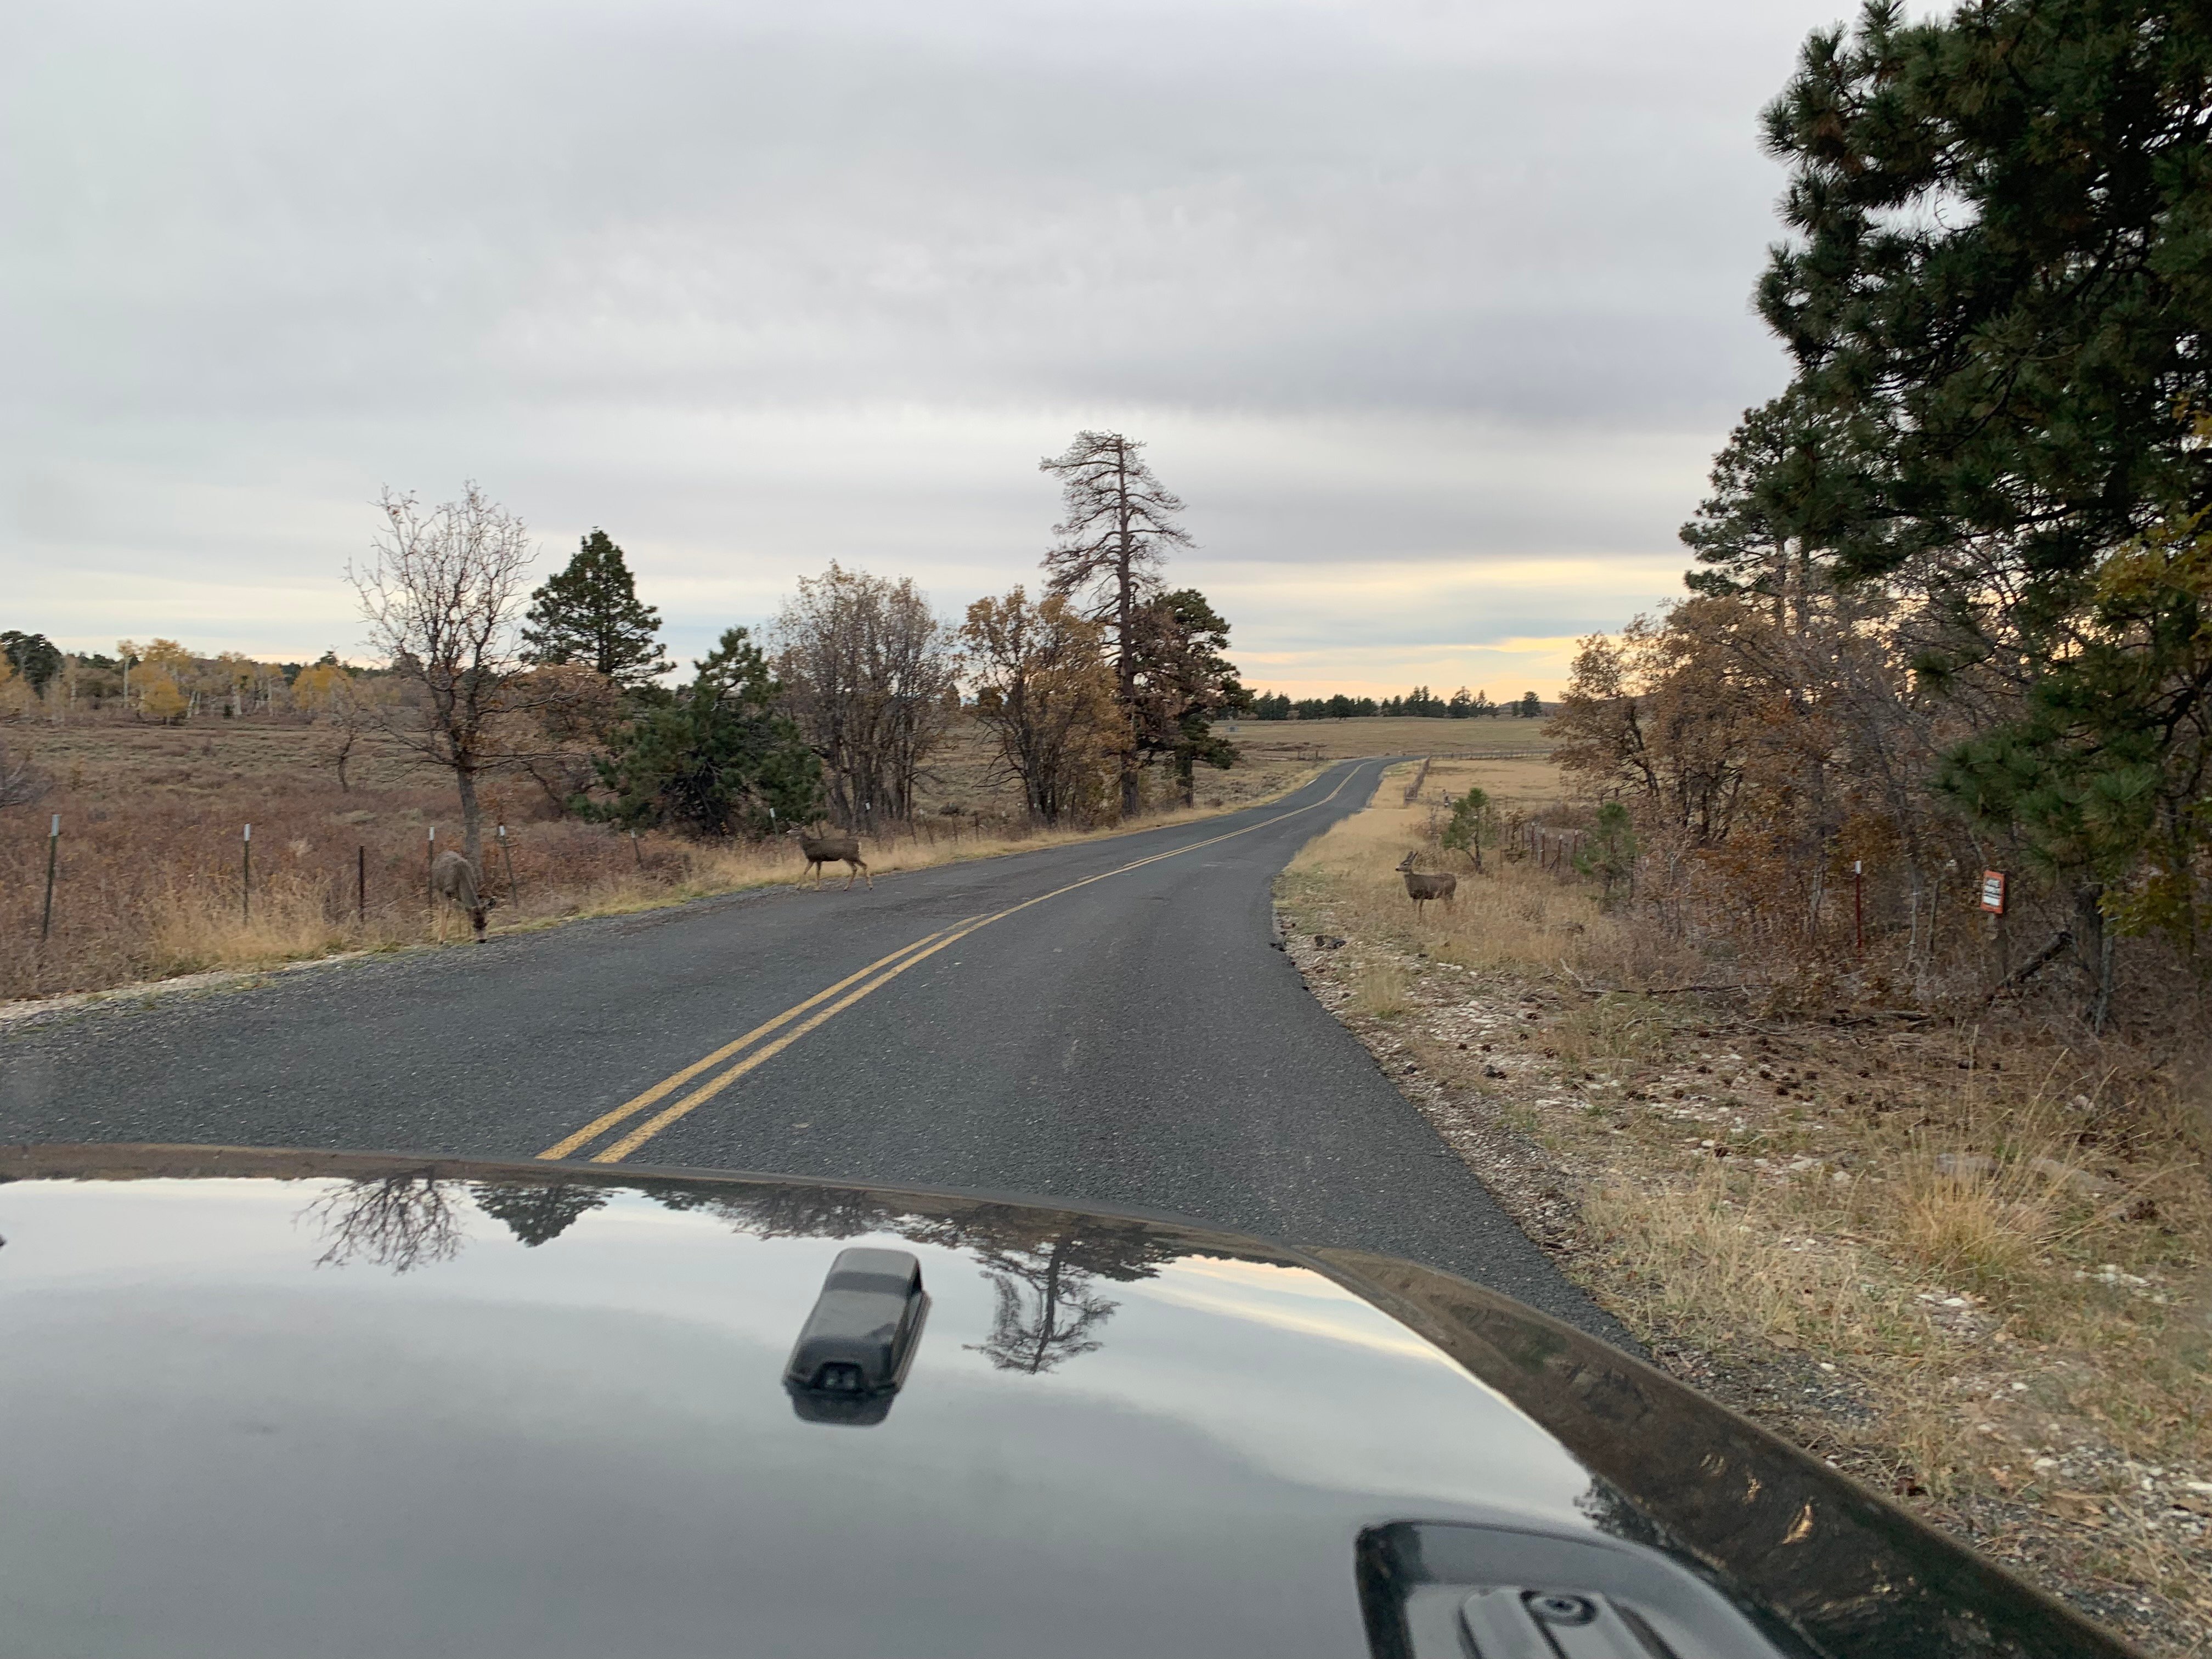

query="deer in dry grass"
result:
[1396,851,1457,917]
[430,850,495,942]
[789,827,872,891]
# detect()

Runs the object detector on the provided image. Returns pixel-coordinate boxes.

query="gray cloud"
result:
[3,0,1870,689]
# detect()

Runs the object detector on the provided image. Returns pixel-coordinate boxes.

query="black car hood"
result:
[0,1146,2132,1659]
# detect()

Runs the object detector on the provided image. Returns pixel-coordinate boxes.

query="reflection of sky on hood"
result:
[2,0,1925,695]
[0,1178,1598,1657]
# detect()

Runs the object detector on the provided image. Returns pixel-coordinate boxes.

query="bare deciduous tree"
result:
[773,562,958,830]
[349,484,540,871]
[304,1175,466,1273]
[1040,431,1193,816]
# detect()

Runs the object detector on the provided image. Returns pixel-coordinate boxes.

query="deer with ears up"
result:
[1396,851,1456,917]
[788,827,872,891]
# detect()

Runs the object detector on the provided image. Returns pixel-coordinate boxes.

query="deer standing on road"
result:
[790,828,872,891]
[430,850,496,942]
[1396,851,1457,917]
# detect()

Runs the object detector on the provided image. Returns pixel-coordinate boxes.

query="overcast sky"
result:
[2,0,1875,697]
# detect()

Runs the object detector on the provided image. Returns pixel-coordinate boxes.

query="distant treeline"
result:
[1246,686,1544,721]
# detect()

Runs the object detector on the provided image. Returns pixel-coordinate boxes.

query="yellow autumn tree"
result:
[139,670,188,724]
[291,661,351,713]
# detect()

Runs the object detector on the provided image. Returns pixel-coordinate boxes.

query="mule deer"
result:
[1396,851,1457,916]
[430,850,495,942]
[789,827,872,891]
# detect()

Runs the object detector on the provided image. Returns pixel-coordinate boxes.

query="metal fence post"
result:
[41,814,59,941]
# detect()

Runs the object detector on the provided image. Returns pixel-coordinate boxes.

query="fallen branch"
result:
[1578,983,1752,997]
[1987,928,2072,1003]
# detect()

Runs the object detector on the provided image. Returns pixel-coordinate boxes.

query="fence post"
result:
[1854,860,1865,957]
[426,825,436,906]
[242,823,252,921]
[498,823,518,904]
[41,814,59,941]
[630,830,644,870]
[357,845,366,923]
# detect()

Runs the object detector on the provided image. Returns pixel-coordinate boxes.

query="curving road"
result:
[0,760,1623,1340]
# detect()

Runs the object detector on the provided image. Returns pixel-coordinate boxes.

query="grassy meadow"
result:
[1,713,1320,1007]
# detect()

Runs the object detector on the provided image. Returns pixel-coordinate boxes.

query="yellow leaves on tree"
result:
[961,588,1122,827]
[139,671,188,724]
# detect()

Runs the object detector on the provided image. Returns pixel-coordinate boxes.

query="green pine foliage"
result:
[1,631,63,697]
[1132,588,1249,800]
[470,1182,608,1246]
[1575,802,1638,904]
[1754,0,2212,593]
[1440,785,1492,867]
[582,628,821,837]
[1669,0,2212,992]
[522,530,673,688]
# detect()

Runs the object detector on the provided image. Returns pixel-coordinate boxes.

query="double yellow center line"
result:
[535,764,1367,1164]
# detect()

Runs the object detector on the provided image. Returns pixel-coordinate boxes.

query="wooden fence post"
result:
[357,845,366,923]
[426,825,436,906]
[241,823,252,921]
[498,823,518,904]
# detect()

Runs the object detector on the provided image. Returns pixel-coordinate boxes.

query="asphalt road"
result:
[0,760,1623,1339]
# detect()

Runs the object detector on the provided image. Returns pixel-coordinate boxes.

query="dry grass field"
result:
[1279,761,2212,1657]
[1,714,1318,1008]
[1226,713,1552,764]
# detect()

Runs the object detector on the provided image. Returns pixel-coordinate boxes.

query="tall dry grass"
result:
[1280,758,1693,990]
[1281,757,2212,1520]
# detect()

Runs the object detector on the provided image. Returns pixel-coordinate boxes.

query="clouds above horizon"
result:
[2,0,1874,693]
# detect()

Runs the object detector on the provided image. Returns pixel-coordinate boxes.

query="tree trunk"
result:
[2074,882,2114,1033]
[457,760,485,872]
[1115,445,1141,819]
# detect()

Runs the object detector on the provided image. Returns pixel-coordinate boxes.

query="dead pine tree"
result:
[349,483,541,878]
[1040,431,1193,819]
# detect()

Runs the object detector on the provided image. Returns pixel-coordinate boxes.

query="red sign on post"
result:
[1979,870,2008,915]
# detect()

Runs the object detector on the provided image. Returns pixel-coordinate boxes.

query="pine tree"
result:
[1575,801,1638,906]
[1756,0,2212,595]
[1039,432,1194,816]
[470,1182,608,1246]
[1,631,63,699]
[1128,588,1249,804]
[1441,785,1492,870]
[1701,0,2212,1013]
[522,530,672,688]
[584,628,821,836]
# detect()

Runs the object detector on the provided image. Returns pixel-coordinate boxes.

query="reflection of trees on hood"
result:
[967,1236,1121,1374]
[643,1183,1187,1375]
[304,1175,466,1273]
[640,1179,896,1242]
[951,1215,1185,1375]
[471,1181,607,1247]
